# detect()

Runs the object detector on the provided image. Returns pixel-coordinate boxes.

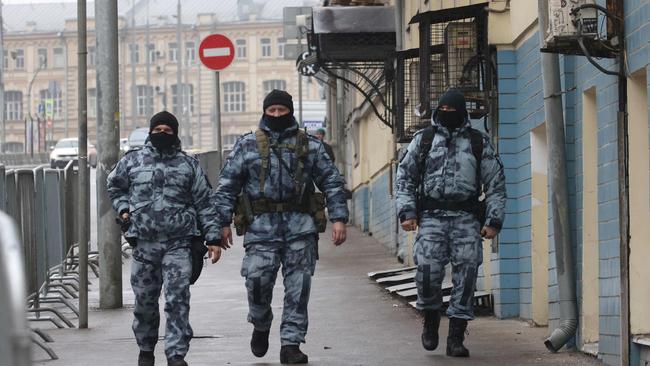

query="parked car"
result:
[127,127,149,150]
[49,138,97,169]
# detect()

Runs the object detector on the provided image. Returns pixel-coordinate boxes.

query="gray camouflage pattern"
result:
[131,238,193,358]
[106,139,221,243]
[413,212,482,319]
[215,116,349,246]
[241,236,317,345]
[396,117,506,320]
[395,119,506,229]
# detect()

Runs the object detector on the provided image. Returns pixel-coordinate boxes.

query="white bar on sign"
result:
[203,47,230,57]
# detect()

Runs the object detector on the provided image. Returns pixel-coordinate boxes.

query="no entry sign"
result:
[199,34,235,71]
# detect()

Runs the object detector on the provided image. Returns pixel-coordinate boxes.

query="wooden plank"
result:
[385,282,416,293]
[367,266,417,279]
[396,288,418,297]
[375,271,415,284]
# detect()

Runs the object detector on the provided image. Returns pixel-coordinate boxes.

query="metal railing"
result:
[0,211,31,366]
[0,153,49,167]
[2,161,99,360]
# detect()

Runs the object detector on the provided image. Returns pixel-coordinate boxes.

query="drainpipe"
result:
[393,0,403,250]
[537,0,578,352]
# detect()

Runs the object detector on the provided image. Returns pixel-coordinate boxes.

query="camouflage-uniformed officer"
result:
[107,111,222,366]
[396,89,506,357]
[215,90,349,364]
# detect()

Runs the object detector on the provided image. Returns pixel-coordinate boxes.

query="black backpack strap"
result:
[418,126,436,171]
[468,128,484,193]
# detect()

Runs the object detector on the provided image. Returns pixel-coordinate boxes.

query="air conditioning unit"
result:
[547,0,597,41]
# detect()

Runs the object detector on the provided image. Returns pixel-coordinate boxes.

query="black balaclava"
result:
[435,89,468,130]
[149,110,179,151]
[263,89,294,132]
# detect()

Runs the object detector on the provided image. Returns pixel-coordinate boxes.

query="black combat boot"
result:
[280,345,308,364]
[421,310,441,350]
[250,329,270,357]
[138,350,154,366]
[167,355,188,366]
[446,317,470,357]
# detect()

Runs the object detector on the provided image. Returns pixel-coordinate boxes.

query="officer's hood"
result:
[430,88,471,134]
[259,114,299,139]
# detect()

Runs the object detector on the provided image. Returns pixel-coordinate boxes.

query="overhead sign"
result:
[296,51,320,76]
[199,34,235,71]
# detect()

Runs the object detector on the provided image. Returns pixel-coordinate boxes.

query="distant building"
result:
[1,0,324,152]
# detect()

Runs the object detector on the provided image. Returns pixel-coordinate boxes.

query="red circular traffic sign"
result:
[199,34,235,71]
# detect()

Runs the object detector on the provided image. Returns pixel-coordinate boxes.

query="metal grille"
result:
[397,3,490,142]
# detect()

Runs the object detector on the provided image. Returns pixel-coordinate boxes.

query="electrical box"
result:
[547,0,597,41]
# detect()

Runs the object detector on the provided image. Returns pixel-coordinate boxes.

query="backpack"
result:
[416,126,487,225]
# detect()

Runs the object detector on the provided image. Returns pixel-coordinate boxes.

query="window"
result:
[169,42,178,63]
[88,88,97,118]
[53,47,64,68]
[260,38,271,58]
[37,48,47,68]
[13,49,24,69]
[223,81,246,113]
[39,84,63,119]
[147,43,155,63]
[130,44,139,64]
[4,91,23,120]
[88,46,96,68]
[185,42,195,64]
[3,50,7,70]
[136,85,154,116]
[263,80,287,96]
[236,39,246,60]
[277,38,285,59]
[171,84,194,115]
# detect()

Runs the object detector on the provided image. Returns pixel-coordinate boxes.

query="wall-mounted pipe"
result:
[537,0,578,352]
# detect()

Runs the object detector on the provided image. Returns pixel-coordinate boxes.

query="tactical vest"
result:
[416,126,487,225]
[233,128,327,235]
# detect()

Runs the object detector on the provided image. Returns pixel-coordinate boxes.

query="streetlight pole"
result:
[26,63,43,156]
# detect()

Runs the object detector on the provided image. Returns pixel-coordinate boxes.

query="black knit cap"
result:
[263,89,294,115]
[437,88,467,115]
[149,111,179,136]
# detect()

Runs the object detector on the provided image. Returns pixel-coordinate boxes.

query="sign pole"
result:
[214,70,222,168]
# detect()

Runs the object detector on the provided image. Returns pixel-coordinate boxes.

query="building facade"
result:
[326,0,650,365]
[1,0,323,153]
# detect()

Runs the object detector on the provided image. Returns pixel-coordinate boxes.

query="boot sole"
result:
[280,356,309,364]
[446,347,470,357]
[422,334,439,351]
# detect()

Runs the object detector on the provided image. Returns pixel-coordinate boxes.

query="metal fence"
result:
[1,161,98,361]
[195,150,222,188]
[0,211,31,366]
[0,153,49,167]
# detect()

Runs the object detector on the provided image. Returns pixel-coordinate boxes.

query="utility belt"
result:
[419,197,487,226]
[233,191,327,236]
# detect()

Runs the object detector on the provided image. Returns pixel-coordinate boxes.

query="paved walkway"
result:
[34,226,601,365]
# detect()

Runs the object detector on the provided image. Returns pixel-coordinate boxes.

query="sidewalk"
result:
[34,226,601,365]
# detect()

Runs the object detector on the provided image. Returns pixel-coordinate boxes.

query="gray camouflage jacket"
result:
[215,116,349,246]
[395,118,506,231]
[106,139,221,243]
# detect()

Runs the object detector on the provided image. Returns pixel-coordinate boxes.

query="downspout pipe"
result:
[537,0,578,352]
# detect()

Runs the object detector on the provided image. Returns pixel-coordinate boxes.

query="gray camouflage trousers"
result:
[413,212,482,320]
[241,236,317,345]
[130,238,193,359]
